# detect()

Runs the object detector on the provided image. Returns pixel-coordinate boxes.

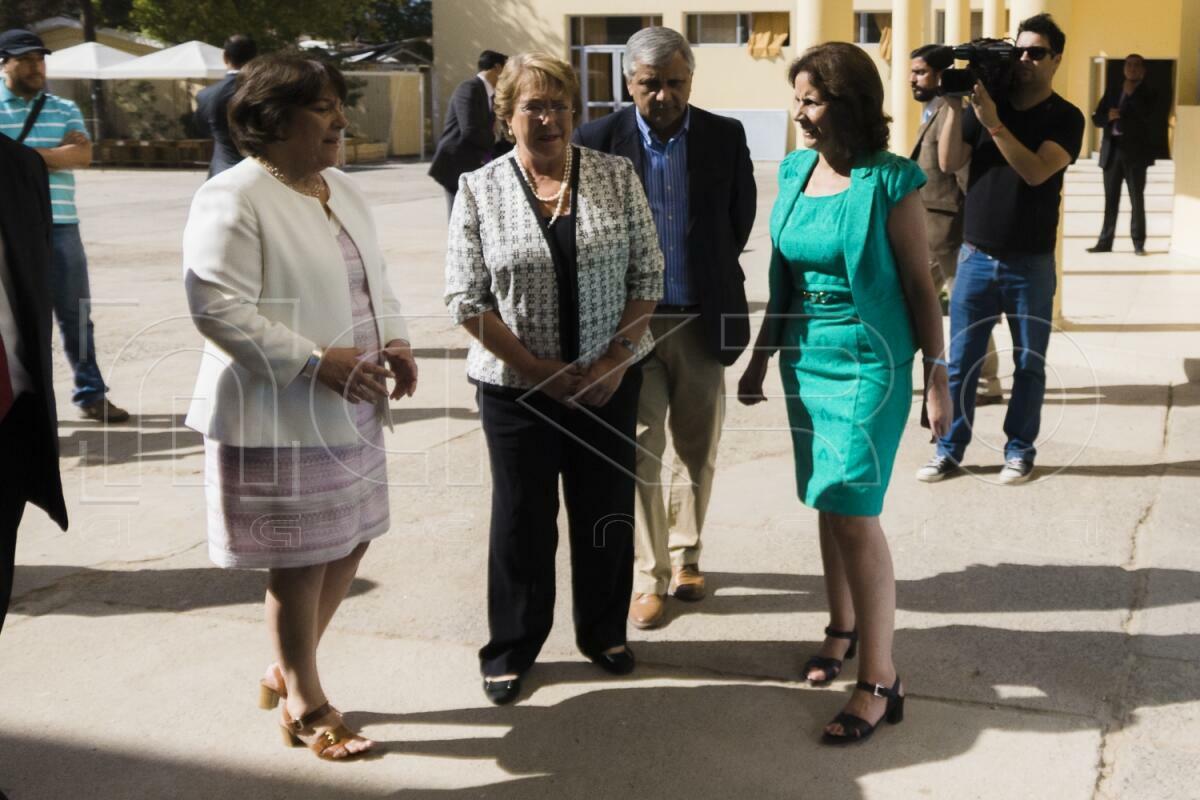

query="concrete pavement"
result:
[1,161,1197,799]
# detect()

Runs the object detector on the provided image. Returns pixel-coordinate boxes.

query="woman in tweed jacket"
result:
[444,52,664,705]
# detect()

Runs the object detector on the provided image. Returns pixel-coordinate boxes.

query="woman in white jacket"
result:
[182,55,417,760]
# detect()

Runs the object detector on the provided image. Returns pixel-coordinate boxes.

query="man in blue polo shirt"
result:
[0,29,127,423]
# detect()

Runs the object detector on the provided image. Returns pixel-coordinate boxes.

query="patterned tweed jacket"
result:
[445,146,664,388]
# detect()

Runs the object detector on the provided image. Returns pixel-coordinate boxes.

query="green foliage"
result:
[129,0,374,50]
[353,0,431,42]
[0,0,132,30]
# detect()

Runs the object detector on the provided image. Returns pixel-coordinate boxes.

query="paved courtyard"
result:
[1,161,1198,799]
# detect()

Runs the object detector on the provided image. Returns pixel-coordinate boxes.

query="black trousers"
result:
[1098,145,1148,248]
[476,363,642,677]
[0,395,35,635]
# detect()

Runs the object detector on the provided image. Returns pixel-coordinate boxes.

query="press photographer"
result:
[917,13,1084,486]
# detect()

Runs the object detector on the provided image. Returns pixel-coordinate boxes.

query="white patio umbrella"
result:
[101,40,226,80]
[45,42,137,79]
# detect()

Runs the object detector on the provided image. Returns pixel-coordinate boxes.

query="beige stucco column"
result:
[792,0,853,54]
[890,0,925,156]
[945,0,972,44]
[982,0,1006,38]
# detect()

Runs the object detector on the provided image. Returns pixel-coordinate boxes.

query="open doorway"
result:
[569,15,661,123]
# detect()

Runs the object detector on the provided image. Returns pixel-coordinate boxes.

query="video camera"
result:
[939,38,1017,99]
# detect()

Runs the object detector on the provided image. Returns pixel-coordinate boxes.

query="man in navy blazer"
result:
[574,27,755,629]
[194,34,256,177]
[0,131,68,634]
[429,50,507,217]
[1087,54,1159,255]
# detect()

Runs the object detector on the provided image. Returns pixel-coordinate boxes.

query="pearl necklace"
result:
[517,147,572,227]
[255,157,325,199]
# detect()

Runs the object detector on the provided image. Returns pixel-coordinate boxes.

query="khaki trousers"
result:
[634,315,725,595]
[932,237,1000,395]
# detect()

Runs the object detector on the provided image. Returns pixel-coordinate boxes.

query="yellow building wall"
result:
[434,0,1195,158]
[1174,107,1200,256]
[432,0,797,141]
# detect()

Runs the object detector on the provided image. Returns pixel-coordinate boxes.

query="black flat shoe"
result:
[802,626,858,686]
[1086,243,1112,253]
[821,676,905,746]
[482,676,521,705]
[588,647,635,676]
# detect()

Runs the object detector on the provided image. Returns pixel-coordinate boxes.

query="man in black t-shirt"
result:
[916,13,1084,486]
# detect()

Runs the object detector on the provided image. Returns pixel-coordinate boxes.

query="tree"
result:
[0,0,132,30]
[355,0,431,43]
[129,0,373,49]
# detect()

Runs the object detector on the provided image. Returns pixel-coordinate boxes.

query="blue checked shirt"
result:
[0,85,88,224]
[635,108,694,305]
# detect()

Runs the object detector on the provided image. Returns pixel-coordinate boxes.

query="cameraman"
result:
[917,13,1084,485]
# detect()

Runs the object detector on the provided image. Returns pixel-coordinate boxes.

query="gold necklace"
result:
[255,158,325,199]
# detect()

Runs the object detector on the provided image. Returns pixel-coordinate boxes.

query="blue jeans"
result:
[51,224,108,406]
[937,243,1056,463]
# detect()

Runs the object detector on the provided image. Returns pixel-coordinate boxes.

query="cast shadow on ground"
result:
[9,565,377,617]
[341,623,1199,799]
[644,565,1200,621]
[58,413,202,466]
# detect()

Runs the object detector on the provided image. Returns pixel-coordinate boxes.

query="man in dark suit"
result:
[0,132,68,634]
[574,27,755,629]
[429,50,507,218]
[1088,53,1157,256]
[194,34,257,177]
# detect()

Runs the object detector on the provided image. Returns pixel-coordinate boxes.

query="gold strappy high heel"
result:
[258,664,287,710]
[279,702,374,760]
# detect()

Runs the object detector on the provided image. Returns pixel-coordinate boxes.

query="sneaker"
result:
[916,455,958,482]
[78,398,130,423]
[997,457,1033,484]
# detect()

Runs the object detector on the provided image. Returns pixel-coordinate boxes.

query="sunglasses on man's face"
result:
[1016,46,1054,61]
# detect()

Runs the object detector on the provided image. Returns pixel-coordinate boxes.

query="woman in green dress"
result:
[738,42,951,745]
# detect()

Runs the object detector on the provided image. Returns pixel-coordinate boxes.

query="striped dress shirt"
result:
[635,108,694,306]
[0,85,87,224]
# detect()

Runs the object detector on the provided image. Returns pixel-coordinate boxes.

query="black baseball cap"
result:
[0,29,51,59]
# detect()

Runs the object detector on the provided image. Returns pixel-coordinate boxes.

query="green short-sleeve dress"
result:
[776,161,924,516]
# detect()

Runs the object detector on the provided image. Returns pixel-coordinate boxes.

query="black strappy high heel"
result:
[802,626,858,686]
[821,676,905,746]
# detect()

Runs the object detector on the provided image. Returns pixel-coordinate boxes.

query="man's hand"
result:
[382,339,418,400]
[62,130,89,146]
[1107,108,1121,122]
[969,80,1001,131]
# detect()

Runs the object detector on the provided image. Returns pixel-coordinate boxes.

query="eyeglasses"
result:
[1015,46,1054,61]
[518,103,573,119]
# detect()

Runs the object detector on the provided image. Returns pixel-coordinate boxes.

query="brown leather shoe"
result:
[672,565,706,601]
[629,593,666,629]
[78,398,130,423]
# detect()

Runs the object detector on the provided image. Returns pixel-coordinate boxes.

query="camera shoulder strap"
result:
[15,94,49,144]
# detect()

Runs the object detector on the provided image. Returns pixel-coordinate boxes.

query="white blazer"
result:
[183,158,409,447]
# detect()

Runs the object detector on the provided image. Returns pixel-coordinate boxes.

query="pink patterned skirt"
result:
[204,227,390,569]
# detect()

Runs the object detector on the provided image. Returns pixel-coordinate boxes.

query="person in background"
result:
[909,44,1002,404]
[195,33,258,177]
[574,26,756,630]
[0,129,68,635]
[918,13,1085,485]
[429,49,508,218]
[1088,53,1157,256]
[0,28,129,423]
